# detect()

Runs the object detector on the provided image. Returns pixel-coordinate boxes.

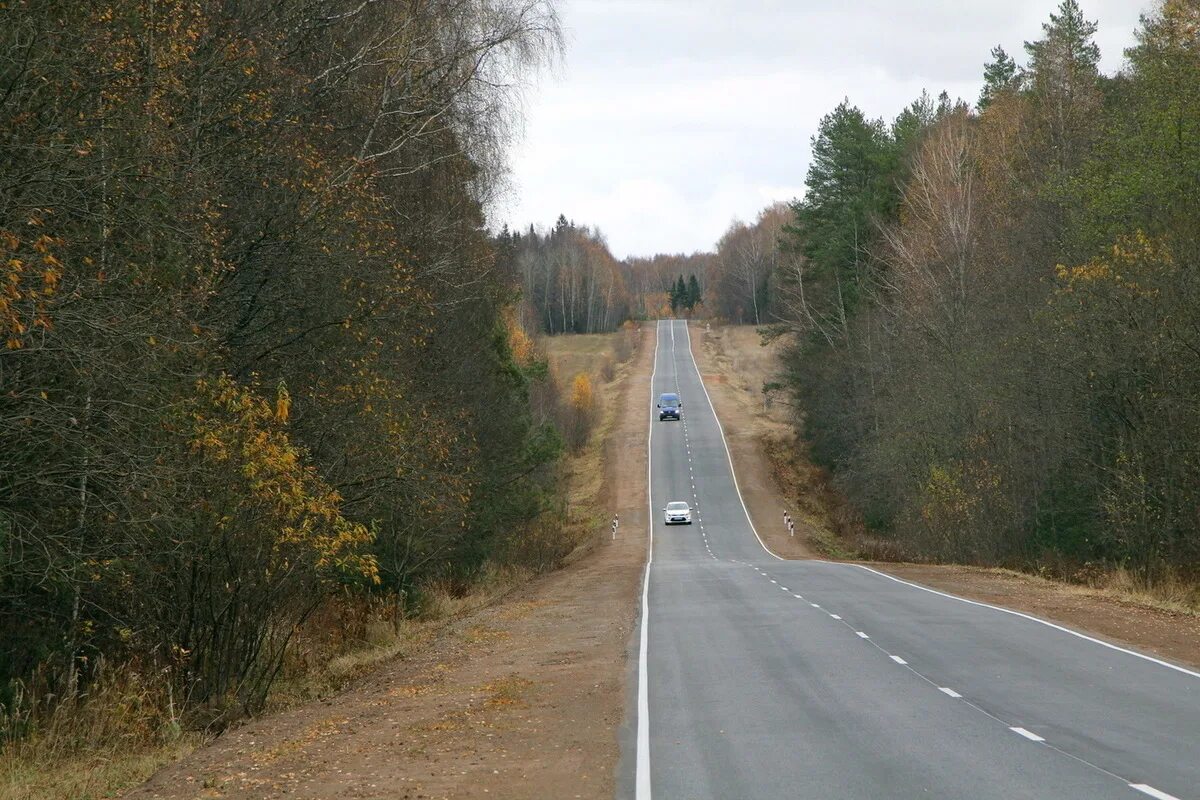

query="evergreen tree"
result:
[1024,0,1103,211]
[787,100,899,332]
[553,213,570,238]
[677,275,689,313]
[892,89,937,154]
[669,275,682,314]
[936,90,953,117]
[979,45,1019,110]
[686,274,702,310]
[1024,0,1100,80]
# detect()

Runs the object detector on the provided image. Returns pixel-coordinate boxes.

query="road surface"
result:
[621,319,1199,800]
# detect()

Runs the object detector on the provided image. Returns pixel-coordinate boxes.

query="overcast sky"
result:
[497,0,1148,259]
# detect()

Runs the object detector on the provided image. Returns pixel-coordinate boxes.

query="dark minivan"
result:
[658,392,682,421]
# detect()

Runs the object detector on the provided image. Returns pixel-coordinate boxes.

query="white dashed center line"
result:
[939,687,962,698]
[1010,727,1045,742]
[1130,784,1182,800]
[890,655,908,665]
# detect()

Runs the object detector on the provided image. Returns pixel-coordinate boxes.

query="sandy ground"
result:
[125,330,654,800]
[695,322,1200,671]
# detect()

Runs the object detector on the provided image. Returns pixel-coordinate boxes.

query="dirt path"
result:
[126,331,653,800]
[696,322,1200,671]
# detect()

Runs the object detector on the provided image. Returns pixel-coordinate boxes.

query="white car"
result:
[663,501,693,525]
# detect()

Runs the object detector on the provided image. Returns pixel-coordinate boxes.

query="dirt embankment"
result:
[693,322,1200,671]
[125,330,654,800]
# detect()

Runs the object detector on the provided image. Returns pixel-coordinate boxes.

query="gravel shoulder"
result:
[693,321,1200,672]
[125,330,654,800]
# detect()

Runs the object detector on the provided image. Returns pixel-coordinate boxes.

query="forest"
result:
[0,0,570,735]
[499,215,632,334]
[765,0,1200,585]
[5,0,1199,775]
[500,214,711,332]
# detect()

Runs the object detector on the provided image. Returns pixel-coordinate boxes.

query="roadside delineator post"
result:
[784,510,794,537]
[612,515,619,540]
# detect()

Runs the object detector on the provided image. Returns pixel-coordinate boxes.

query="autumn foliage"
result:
[0,0,563,734]
[566,373,596,450]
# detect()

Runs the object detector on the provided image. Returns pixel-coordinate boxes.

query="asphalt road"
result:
[621,319,1199,800]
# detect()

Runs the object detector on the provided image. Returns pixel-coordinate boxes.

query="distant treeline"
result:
[502,209,791,331]
[501,216,718,332]
[617,205,791,326]
[499,216,632,335]
[772,0,1200,578]
[0,0,566,727]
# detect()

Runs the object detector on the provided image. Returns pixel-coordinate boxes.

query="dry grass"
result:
[0,568,529,800]
[1,739,199,800]
[541,326,642,548]
[478,675,534,708]
[0,664,202,800]
[540,331,624,382]
[1026,565,1200,616]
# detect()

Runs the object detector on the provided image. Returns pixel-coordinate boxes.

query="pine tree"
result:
[892,89,937,153]
[1024,0,1100,93]
[672,275,691,311]
[788,100,899,328]
[553,213,570,238]
[1024,0,1103,177]
[686,274,701,311]
[979,45,1019,110]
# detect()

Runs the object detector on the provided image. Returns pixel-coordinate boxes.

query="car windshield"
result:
[660,397,679,407]
[667,502,690,511]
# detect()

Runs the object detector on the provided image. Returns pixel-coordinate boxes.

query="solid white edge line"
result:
[680,321,783,561]
[1130,784,1182,800]
[635,321,662,800]
[1010,727,1045,742]
[848,564,1200,680]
